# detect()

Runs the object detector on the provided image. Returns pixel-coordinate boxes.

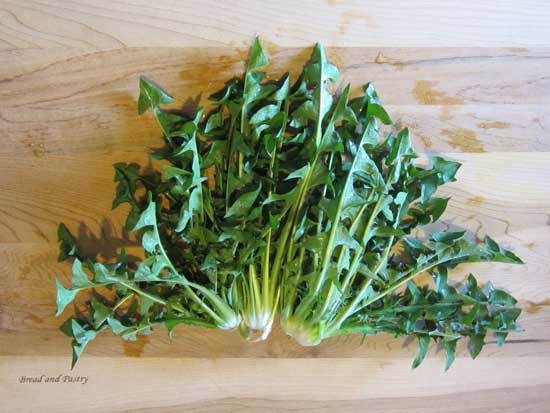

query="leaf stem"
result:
[264,97,289,306]
[224,116,237,211]
[112,293,134,312]
[118,281,166,306]
[325,247,484,336]
[263,232,271,311]
[340,194,384,292]
[149,200,236,326]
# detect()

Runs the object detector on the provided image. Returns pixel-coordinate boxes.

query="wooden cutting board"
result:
[1,1,549,411]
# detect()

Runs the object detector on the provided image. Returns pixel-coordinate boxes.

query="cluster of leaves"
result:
[55,37,523,369]
[334,269,521,370]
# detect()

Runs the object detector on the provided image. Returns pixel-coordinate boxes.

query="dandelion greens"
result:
[54,37,523,369]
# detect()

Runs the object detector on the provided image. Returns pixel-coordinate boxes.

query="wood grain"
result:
[0,0,550,48]
[1,1,550,411]
[2,357,550,412]
[119,385,550,413]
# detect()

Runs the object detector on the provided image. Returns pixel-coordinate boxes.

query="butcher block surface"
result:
[1,1,549,411]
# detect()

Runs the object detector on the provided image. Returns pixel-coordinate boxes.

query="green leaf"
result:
[412,334,430,369]
[57,223,78,262]
[112,163,140,209]
[334,224,360,250]
[495,332,508,347]
[71,259,94,288]
[431,156,461,183]
[468,334,485,359]
[272,74,290,101]
[263,187,299,215]
[138,76,174,114]
[155,108,182,134]
[204,110,223,133]
[142,230,159,253]
[90,297,111,328]
[423,197,449,222]
[431,231,465,245]
[489,289,517,306]
[54,278,78,316]
[248,36,269,71]
[285,165,309,181]
[250,104,279,124]
[202,140,227,168]
[302,233,328,251]
[59,317,74,337]
[444,339,458,371]
[484,236,524,264]
[91,262,111,283]
[387,128,411,165]
[140,295,154,316]
[360,114,380,146]
[268,212,280,230]
[364,82,380,104]
[331,84,353,123]
[69,319,101,369]
[307,161,330,191]
[133,197,156,231]
[162,165,192,180]
[291,101,318,128]
[420,174,438,203]
[107,317,127,335]
[367,103,392,125]
[225,184,262,218]
[135,255,170,281]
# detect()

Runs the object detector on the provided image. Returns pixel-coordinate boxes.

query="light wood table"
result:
[1,1,549,411]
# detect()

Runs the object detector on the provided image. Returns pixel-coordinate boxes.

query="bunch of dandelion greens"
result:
[55,38,523,369]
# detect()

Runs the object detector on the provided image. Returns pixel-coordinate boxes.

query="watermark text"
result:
[18,374,89,384]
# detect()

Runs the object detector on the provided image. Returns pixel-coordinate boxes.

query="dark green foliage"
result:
[332,272,522,369]
[57,223,78,262]
[54,37,523,369]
